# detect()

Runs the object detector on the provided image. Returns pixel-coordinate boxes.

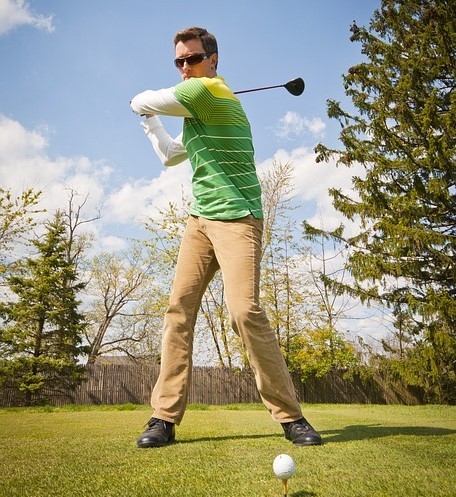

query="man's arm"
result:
[130,87,192,118]
[130,86,191,166]
[141,116,188,167]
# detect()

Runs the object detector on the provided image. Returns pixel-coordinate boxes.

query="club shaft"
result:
[234,84,283,94]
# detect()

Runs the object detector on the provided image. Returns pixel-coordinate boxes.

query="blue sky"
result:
[0,0,382,239]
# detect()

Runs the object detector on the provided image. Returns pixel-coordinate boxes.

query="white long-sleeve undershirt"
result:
[130,87,191,167]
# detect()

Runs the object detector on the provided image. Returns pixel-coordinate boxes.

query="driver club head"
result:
[284,78,305,96]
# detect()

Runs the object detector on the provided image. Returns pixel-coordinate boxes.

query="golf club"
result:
[234,77,305,96]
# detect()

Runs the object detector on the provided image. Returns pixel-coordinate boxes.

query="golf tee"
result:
[282,479,288,497]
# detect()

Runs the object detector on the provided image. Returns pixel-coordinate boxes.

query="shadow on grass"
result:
[320,424,456,443]
[290,491,316,497]
[176,425,456,445]
[177,433,281,444]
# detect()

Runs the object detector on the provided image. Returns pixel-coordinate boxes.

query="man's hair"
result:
[173,27,218,55]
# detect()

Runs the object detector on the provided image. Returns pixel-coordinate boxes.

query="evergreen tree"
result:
[0,212,86,405]
[314,0,455,401]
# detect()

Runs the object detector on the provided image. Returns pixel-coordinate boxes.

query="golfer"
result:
[130,26,321,448]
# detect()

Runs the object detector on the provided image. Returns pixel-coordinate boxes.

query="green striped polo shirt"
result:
[173,76,263,220]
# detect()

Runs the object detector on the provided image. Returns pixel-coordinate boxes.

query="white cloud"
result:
[104,164,192,225]
[275,112,326,140]
[0,117,109,202]
[0,0,54,35]
[275,112,305,139]
[303,116,326,135]
[99,236,128,252]
[0,115,110,231]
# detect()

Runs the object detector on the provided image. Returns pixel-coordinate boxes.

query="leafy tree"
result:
[314,0,455,401]
[290,325,360,380]
[0,212,86,405]
[0,188,43,276]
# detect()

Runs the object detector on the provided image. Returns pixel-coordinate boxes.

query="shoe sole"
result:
[285,435,322,446]
[137,439,176,449]
[291,438,322,446]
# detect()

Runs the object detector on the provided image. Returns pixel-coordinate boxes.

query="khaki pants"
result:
[151,215,302,425]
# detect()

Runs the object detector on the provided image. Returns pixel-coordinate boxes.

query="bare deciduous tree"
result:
[84,245,158,363]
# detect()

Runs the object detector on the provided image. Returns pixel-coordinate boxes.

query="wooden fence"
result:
[0,363,424,407]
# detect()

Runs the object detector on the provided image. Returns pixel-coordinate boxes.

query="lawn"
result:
[0,404,455,497]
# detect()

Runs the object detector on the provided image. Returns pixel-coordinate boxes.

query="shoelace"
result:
[145,418,160,429]
[295,424,310,432]
[292,420,311,432]
[146,418,174,430]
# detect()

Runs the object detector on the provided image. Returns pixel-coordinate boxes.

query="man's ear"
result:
[211,52,218,69]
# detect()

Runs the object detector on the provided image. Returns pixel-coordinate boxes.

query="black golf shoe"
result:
[137,417,176,448]
[282,417,322,446]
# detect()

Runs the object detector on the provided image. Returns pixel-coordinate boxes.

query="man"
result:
[130,26,321,448]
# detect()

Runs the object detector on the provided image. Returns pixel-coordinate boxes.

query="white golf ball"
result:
[273,454,296,479]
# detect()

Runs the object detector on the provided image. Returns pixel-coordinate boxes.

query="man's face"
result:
[175,38,217,80]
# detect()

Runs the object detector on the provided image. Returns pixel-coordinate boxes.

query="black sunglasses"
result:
[174,52,214,68]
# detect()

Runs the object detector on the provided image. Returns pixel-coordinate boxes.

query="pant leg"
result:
[206,216,303,423]
[151,216,219,424]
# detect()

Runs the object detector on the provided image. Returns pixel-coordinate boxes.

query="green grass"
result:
[1,404,455,497]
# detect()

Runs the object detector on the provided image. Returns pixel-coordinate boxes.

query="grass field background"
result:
[1,403,455,497]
